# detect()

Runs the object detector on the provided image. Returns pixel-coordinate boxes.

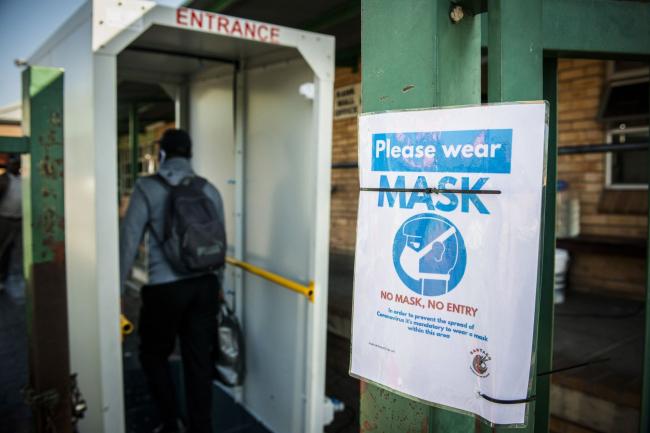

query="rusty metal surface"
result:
[360,382,430,433]
[21,66,71,433]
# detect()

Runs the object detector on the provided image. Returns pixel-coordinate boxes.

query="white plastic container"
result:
[556,180,580,238]
[554,248,570,304]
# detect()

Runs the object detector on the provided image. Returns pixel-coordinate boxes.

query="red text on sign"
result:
[176,8,281,44]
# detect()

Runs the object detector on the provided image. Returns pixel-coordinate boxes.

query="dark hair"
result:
[159,129,192,159]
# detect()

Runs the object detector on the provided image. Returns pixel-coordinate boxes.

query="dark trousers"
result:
[139,274,219,433]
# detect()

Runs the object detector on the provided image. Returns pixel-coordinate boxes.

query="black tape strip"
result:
[477,357,610,405]
[360,187,501,195]
[537,357,610,377]
[478,392,535,405]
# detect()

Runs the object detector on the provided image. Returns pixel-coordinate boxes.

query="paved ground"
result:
[553,291,645,408]
[324,253,358,433]
[0,292,30,433]
[0,251,643,433]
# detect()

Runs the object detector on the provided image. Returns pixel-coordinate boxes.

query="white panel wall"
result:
[189,72,237,296]
[190,72,236,250]
[28,7,331,431]
[243,60,316,433]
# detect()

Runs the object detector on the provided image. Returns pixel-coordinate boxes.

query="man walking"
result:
[120,129,225,433]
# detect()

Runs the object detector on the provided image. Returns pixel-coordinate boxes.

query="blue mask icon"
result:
[393,213,466,296]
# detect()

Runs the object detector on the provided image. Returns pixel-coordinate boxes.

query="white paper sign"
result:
[350,102,548,426]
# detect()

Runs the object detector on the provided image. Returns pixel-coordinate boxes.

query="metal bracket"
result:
[0,136,30,154]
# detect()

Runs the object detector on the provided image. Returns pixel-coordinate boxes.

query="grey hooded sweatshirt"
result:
[119,157,225,293]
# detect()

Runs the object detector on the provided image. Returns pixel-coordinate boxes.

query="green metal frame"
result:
[360,0,650,432]
[0,66,70,433]
[361,1,480,429]
[479,0,650,58]
[643,75,650,433]
[0,136,30,153]
[537,57,558,433]
[488,2,548,432]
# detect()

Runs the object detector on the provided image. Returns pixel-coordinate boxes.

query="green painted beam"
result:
[543,0,650,58]
[487,0,543,102]
[480,0,650,58]
[537,56,558,433]
[0,136,30,154]
[362,0,481,111]
[361,1,480,431]
[488,1,547,432]
[642,70,650,433]
[22,66,71,433]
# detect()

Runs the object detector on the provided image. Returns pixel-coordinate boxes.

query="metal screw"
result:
[450,4,465,23]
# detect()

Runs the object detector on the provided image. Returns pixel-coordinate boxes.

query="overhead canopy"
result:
[118,23,302,77]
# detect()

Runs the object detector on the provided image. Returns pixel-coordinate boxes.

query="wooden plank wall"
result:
[330,66,361,255]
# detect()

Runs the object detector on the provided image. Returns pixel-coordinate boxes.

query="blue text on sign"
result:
[371,129,512,174]
[378,175,490,214]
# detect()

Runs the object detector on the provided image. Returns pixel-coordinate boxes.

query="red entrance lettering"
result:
[217,16,229,33]
[231,19,242,36]
[176,8,188,26]
[258,24,269,41]
[244,22,256,39]
[270,27,280,43]
[206,13,215,30]
[190,10,203,28]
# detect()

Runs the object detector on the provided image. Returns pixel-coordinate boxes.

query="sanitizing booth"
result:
[27,1,334,432]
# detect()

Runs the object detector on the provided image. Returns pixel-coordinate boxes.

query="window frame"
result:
[606,61,650,82]
[605,125,650,190]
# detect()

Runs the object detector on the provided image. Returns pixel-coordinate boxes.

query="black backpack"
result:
[153,174,226,274]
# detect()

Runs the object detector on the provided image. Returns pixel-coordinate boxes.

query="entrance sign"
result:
[350,102,548,425]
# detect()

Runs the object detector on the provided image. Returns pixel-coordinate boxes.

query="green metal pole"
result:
[21,66,71,433]
[128,103,139,187]
[360,1,481,431]
[488,1,548,432]
[536,56,558,433]
[641,69,650,433]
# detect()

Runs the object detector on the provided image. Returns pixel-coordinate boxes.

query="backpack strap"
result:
[191,176,207,190]
[153,173,171,190]
[140,176,168,245]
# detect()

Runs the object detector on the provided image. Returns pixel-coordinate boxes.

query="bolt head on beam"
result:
[450,5,465,23]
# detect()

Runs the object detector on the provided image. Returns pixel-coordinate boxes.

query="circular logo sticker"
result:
[392,213,466,296]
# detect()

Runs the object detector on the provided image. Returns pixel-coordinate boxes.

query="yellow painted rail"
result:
[226,257,314,302]
[121,314,134,340]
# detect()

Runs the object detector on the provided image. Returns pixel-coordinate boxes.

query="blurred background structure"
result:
[1,1,649,433]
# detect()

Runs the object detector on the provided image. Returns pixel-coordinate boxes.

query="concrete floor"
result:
[550,292,645,432]
[0,292,30,433]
